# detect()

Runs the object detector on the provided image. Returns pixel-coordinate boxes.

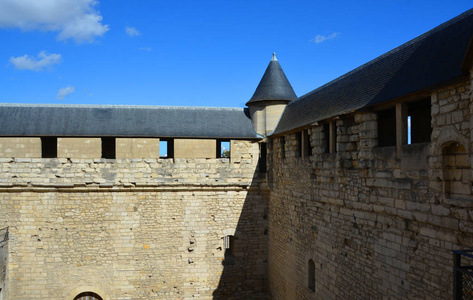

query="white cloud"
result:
[57,86,75,100]
[310,32,340,44]
[9,51,62,71]
[0,0,109,43]
[139,47,152,51]
[125,26,141,37]
[57,13,109,42]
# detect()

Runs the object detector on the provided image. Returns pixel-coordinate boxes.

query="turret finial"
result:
[272,52,278,61]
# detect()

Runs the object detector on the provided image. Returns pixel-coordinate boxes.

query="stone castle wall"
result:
[1,79,472,299]
[0,140,269,300]
[267,78,473,299]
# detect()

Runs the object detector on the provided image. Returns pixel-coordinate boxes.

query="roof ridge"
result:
[0,103,246,111]
[0,104,258,138]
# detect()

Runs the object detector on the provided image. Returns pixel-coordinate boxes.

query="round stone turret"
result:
[246,53,297,136]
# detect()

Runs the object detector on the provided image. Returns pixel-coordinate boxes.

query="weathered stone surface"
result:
[0,72,472,300]
[267,80,473,300]
[0,140,268,299]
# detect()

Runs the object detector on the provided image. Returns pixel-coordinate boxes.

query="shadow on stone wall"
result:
[0,227,8,298]
[212,169,269,300]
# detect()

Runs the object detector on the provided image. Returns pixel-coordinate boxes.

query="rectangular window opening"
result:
[223,235,235,265]
[159,139,174,158]
[407,116,412,145]
[330,121,337,153]
[308,259,315,292]
[217,140,230,158]
[259,142,267,173]
[41,137,57,158]
[281,136,286,159]
[323,123,330,153]
[407,98,431,144]
[296,131,302,157]
[101,137,116,159]
[304,129,312,157]
[377,108,396,147]
[323,121,337,153]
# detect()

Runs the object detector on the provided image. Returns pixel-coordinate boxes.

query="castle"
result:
[1,8,473,300]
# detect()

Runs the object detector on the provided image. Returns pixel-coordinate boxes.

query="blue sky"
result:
[1,1,472,108]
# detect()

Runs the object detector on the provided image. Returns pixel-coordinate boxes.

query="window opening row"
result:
[40,138,230,159]
[280,98,431,158]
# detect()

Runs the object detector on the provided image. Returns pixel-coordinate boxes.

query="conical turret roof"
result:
[246,53,297,106]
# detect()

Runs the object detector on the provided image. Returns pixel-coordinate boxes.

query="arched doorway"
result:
[74,292,103,300]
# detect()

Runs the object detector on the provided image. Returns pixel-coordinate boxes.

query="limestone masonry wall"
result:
[0,140,258,188]
[0,140,268,300]
[267,79,473,300]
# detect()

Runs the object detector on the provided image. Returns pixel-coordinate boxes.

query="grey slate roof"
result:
[246,53,297,105]
[0,104,260,139]
[273,8,473,135]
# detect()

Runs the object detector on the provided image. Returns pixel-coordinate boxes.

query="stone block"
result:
[419,227,437,238]
[359,140,377,150]
[0,137,41,158]
[116,138,160,159]
[174,139,216,159]
[452,110,464,123]
[441,217,458,230]
[456,154,469,167]
[450,182,471,195]
[58,138,101,159]
[431,205,450,216]
[460,220,473,233]
[439,103,457,114]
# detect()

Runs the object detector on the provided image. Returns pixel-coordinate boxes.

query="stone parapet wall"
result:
[0,138,253,160]
[0,141,259,188]
[267,78,473,299]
